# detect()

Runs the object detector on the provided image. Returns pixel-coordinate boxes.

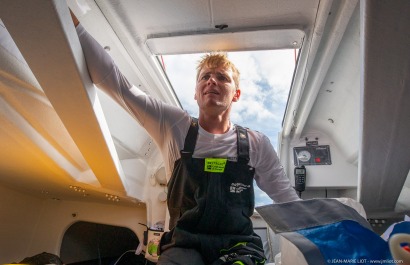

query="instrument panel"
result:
[293,145,332,166]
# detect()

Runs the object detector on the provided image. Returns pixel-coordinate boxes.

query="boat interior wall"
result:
[288,134,358,189]
[292,0,359,140]
[281,1,360,193]
[280,0,410,217]
[286,4,360,188]
[302,5,361,163]
[0,184,146,263]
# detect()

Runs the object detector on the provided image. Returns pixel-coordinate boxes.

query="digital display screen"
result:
[295,169,305,174]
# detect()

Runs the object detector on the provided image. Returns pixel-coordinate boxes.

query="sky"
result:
[162,50,296,206]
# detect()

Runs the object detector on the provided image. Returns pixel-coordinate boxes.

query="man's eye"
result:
[201,74,210,80]
[217,74,228,81]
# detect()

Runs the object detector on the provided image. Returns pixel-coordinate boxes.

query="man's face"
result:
[194,65,241,115]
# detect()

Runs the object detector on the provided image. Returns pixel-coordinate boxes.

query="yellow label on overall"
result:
[204,158,227,173]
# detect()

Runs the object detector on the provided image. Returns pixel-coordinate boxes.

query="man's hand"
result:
[70,9,79,27]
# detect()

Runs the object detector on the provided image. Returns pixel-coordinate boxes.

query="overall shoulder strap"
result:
[236,125,250,163]
[182,117,199,155]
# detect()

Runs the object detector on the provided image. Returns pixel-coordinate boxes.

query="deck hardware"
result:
[215,24,228,30]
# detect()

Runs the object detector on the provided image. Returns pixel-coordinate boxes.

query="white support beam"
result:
[0,0,127,193]
[358,0,410,214]
[0,96,99,185]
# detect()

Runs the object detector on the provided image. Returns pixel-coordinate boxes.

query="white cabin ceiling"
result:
[97,0,318,36]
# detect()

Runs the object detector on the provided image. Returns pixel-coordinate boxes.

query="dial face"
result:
[297,150,311,162]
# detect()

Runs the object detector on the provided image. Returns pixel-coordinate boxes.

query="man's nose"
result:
[207,74,217,85]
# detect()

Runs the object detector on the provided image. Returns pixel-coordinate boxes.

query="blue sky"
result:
[163,50,295,206]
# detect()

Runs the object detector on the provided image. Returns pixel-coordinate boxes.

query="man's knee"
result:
[158,247,205,265]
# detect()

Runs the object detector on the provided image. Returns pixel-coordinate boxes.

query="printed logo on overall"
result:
[204,158,227,173]
[229,183,250,193]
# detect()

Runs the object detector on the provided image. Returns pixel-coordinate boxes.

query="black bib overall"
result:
[160,118,266,265]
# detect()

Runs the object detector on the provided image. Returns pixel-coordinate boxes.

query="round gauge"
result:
[297,150,311,162]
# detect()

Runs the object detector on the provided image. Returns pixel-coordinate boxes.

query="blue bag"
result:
[256,199,392,265]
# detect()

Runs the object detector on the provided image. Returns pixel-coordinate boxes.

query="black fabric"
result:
[159,117,265,264]
[182,118,199,155]
[158,247,206,265]
[236,125,250,163]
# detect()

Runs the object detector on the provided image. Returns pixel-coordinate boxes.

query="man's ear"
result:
[232,88,241,102]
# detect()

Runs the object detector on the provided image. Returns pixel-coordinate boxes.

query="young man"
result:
[71,11,299,265]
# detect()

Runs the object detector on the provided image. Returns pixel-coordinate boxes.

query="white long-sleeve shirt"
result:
[76,24,299,203]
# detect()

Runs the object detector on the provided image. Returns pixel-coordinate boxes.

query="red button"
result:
[315,157,321,163]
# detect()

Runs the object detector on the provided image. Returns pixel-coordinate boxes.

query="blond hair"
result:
[196,53,240,89]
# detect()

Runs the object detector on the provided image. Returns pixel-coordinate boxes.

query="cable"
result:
[113,250,137,265]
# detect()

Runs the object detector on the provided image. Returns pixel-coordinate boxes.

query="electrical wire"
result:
[113,250,137,265]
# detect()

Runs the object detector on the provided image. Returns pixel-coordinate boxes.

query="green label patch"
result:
[204,158,227,173]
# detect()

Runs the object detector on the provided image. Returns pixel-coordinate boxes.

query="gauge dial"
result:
[297,150,311,162]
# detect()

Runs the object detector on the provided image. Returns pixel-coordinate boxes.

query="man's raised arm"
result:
[67,9,189,153]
